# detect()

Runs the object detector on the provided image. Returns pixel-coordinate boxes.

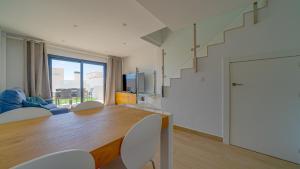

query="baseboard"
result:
[174,125,223,142]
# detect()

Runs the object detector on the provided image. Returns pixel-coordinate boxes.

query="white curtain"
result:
[105,56,123,105]
[24,41,51,99]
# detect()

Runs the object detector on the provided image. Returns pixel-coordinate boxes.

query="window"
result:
[49,55,106,108]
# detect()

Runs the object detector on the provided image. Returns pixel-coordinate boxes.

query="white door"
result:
[230,56,300,164]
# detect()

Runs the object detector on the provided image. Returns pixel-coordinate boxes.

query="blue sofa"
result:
[0,88,69,115]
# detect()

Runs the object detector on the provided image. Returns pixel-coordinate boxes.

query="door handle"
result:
[232,83,244,86]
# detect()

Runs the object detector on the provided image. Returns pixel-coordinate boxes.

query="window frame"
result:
[48,54,107,104]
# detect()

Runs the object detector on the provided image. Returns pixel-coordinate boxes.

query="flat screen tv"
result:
[125,73,145,93]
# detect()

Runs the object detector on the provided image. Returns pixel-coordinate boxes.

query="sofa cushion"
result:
[42,103,57,110]
[0,100,22,114]
[50,107,69,115]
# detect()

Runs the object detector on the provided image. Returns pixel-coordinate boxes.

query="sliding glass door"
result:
[50,59,81,106]
[49,55,106,108]
[83,63,105,103]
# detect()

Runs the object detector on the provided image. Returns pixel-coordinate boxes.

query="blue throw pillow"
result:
[0,88,26,105]
[22,100,41,108]
[26,96,48,105]
[13,88,26,101]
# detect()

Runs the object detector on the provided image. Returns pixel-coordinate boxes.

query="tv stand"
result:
[115,92,136,105]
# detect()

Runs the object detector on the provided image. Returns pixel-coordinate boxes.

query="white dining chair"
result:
[11,149,95,169]
[0,107,52,124]
[103,114,162,169]
[71,101,104,112]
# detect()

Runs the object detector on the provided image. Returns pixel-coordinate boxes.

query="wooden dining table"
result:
[0,105,173,169]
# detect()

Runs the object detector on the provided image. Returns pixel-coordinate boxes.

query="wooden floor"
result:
[145,129,300,169]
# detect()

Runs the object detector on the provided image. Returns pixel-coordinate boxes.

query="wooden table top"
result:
[0,105,169,169]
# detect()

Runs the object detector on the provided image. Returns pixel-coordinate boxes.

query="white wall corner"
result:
[0,31,7,91]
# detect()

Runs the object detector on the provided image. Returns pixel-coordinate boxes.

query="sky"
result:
[52,59,104,80]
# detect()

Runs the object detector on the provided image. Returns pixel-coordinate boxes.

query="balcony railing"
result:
[53,88,97,107]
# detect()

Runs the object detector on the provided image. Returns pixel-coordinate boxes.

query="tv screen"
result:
[125,73,145,93]
[126,73,136,93]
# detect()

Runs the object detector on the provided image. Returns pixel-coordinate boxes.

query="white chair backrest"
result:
[11,149,95,169]
[71,101,104,112]
[121,114,162,169]
[0,107,52,124]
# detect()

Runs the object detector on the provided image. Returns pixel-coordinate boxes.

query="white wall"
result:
[3,35,108,91]
[123,4,251,136]
[163,0,300,137]
[162,5,249,86]
[47,43,107,63]
[6,37,24,89]
[123,42,162,94]
[0,30,6,91]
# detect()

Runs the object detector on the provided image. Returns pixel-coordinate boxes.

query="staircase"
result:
[163,0,268,87]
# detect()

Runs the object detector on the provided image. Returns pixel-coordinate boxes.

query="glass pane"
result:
[51,59,81,108]
[83,63,105,103]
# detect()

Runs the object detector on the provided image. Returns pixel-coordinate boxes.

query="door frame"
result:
[222,49,300,144]
[48,54,107,103]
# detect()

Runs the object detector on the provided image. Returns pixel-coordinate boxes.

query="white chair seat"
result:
[71,101,104,112]
[0,107,52,124]
[11,149,95,169]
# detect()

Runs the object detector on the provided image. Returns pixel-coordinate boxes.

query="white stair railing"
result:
[163,0,268,87]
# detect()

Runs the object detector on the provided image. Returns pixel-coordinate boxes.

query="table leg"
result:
[160,114,173,169]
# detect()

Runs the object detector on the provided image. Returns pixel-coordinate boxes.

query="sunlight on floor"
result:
[144,129,299,169]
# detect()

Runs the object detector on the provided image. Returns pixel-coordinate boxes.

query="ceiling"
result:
[0,0,165,56]
[136,0,252,30]
[0,0,252,57]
